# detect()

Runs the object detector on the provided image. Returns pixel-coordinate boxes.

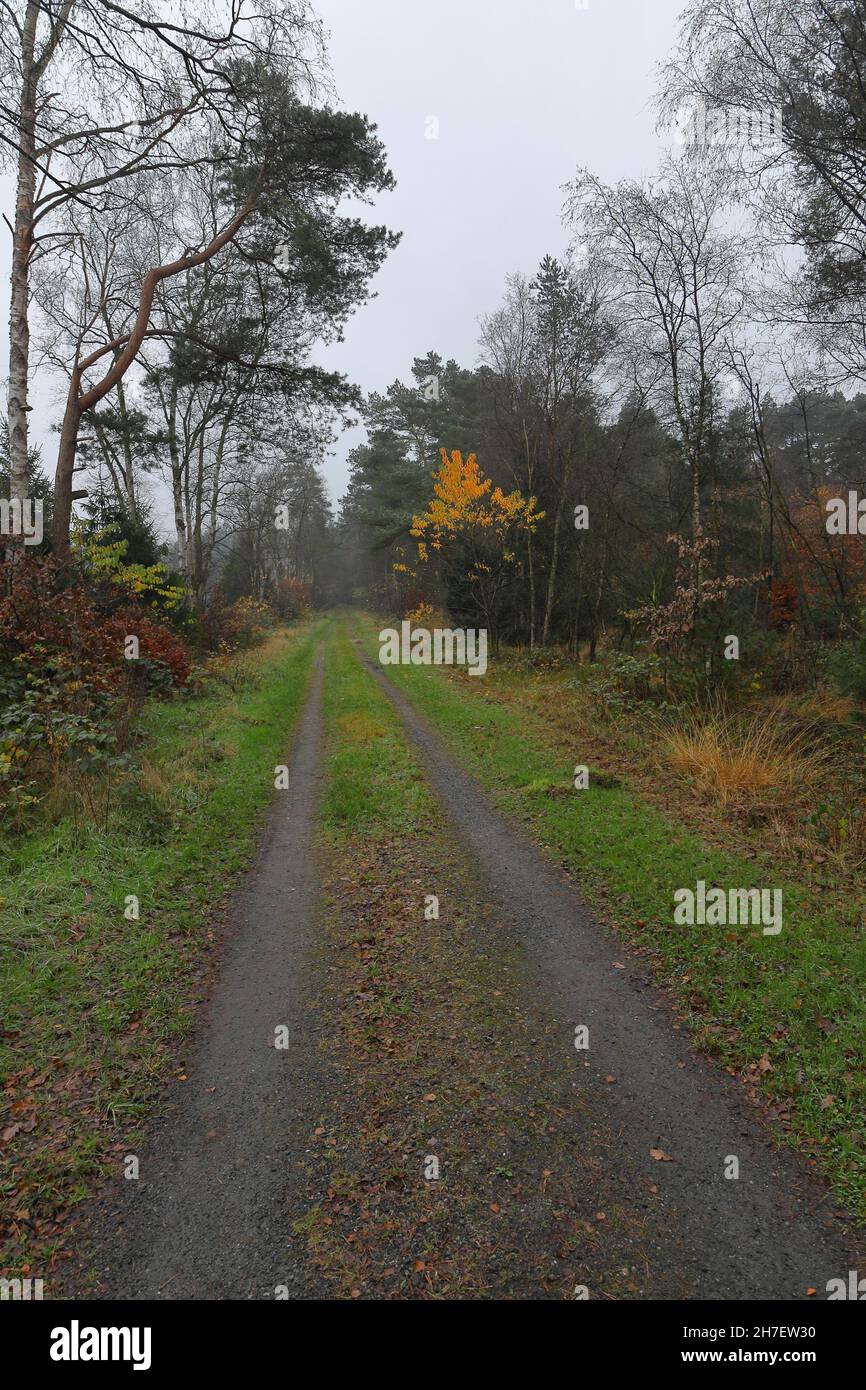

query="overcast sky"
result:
[0,0,686,522]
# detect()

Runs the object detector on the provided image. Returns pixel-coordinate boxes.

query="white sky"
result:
[0,0,686,525]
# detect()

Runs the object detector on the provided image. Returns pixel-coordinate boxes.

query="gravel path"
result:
[358,642,861,1300]
[66,638,860,1300]
[75,654,328,1300]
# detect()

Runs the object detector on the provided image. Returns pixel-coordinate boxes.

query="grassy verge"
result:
[298,619,663,1299]
[429,647,866,898]
[353,612,866,1222]
[0,620,323,1275]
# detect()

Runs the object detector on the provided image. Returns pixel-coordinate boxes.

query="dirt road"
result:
[67,635,859,1299]
[75,656,328,1300]
[358,642,858,1299]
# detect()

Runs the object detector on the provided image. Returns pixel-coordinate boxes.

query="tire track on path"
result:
[355,638,861,1299]
[74,650,328,1300]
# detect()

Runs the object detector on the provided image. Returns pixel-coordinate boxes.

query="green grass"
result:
[354,612,866,1220]
[320,617,433,842]
[0,621,323,1268]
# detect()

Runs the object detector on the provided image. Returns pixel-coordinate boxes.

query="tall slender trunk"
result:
[193,429,206,598]
[115,379,138,515]
[53,373,82,558]
[541,493,564,646]
[167,383,188,577]
[521,421,537,648]
[527,531,536,650]
[183,425,194,583]
[574,542,587,659]
[6,3,40,505]
[589,498,612,662]
[690,449,703,627]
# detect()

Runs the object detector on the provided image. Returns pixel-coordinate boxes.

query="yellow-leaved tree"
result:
[406,449,543,644]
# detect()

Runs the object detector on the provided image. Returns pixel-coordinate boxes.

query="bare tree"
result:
[479,273,544,646]
[566,158,746,605]
[0,0,323,510]
[479,256,607,645]
[660,1,866,385]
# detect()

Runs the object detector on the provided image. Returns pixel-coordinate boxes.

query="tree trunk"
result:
[116,379,138,515]
[690,449,703,625]
[53,375,82,560]
[542,495,564,646]
[6,4,39,506]
[527,530,537,649]
[167,384,188,578]
[589,544,609,662]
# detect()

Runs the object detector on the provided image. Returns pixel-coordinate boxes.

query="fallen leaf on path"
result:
[649,1148,674,1162]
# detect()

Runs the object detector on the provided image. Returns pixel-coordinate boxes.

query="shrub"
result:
[568,651,666,714]
[0,555,191,826]
[509,647,568,674]
[806,794,866,861]
[0,556,190,695]
[0,673,131,827]
[225,596,274,647]
[272,577,312,620]
[72,521,186,619]
[198,592,274,652]
[828,631,866,704]
[654,707,828,800]
[133,616,192,688]
[398,587,439,621]
[196,591,235,651]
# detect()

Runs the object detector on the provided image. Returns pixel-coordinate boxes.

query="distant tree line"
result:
[334,1,866,684]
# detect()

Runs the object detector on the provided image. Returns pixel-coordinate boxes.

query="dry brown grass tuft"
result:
[655,707,829,800]
[787,690,857,725]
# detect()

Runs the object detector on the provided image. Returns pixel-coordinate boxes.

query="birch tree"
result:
[0,0,322,513]
[565,159,745,606]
